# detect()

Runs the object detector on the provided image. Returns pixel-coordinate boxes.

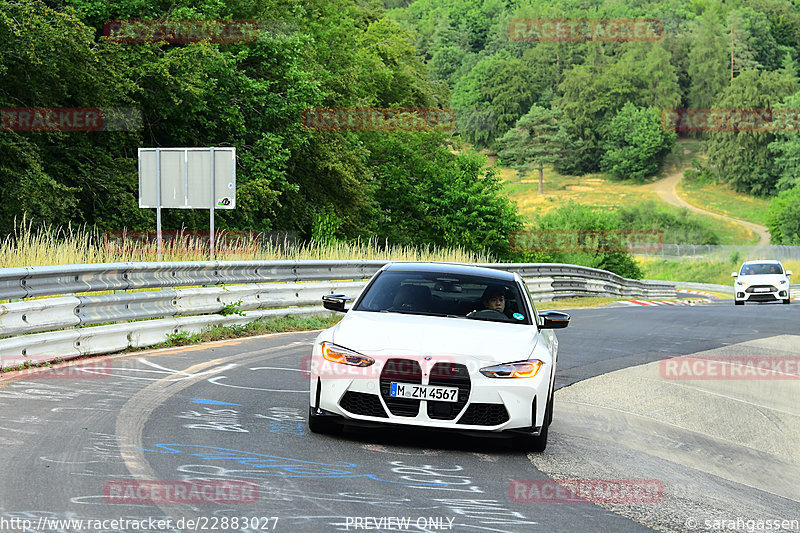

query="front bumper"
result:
[735,285,788,302]
[309,357,549,434]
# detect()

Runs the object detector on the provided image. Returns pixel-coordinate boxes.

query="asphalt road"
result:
[0,301,797,533]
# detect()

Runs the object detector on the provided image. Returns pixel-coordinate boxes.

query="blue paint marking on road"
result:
[137,444,448,486]
[191,399,241,406]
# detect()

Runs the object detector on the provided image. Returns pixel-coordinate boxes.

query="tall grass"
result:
[0,221,493,268]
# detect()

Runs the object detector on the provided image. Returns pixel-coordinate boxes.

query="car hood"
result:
[331,311,539,363]
[737,274,787,285]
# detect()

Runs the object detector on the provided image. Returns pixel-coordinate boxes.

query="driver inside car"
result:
[468,285,508,317]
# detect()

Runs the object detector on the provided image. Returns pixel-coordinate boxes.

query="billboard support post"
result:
[210,147,215,261]
[155,147,162,261]
[138,147,236,263]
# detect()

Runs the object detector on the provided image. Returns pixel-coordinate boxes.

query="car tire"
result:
[735,300,744,306]
[308,407,342,435]
[783,298,791,304]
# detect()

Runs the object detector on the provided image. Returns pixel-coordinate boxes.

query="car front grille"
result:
[340,391,388,418]
[379,358,423,417]
[426,362,471,420]
[457,403,510,426]
[745,285,777,293]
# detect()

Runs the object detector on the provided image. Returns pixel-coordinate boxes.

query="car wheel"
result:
[783,298,791,304]
[308,407,342,435]
[735,300,744,306]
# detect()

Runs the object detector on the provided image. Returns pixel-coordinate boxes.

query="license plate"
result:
[390,382,458,402]
[753,287,772,293]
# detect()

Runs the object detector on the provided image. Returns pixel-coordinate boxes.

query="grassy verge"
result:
[535,296,626,310]
[151,314,343,348]
[639,259,800,285]
[0,358,65,374]
[678,179,771,227]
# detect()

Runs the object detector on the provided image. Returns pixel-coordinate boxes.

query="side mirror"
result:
[322,294,351,313]
[787,270,793,276]
[539,311,570,329]
[731,272,738,277]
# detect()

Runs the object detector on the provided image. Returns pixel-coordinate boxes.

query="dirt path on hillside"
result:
[646,169,771,246]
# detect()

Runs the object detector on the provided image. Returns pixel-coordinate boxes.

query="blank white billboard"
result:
[138,147,236,209]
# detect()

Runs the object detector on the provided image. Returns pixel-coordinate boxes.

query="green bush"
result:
[767,187,800,244]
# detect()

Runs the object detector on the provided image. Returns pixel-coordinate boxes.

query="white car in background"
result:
[732,260,792,305]
[307,262,570,451]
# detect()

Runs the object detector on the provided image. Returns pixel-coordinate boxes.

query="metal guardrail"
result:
[674,281,800,295]
[0,261,675,368]
[635,244,800,263]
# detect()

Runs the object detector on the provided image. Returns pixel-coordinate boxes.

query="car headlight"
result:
[480,360,543,378]
[321,342,375,367]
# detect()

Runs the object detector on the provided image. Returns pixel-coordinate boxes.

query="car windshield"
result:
[354,270,532,325]
[740,263,784,275]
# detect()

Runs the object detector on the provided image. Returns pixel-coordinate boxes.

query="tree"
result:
[497,105,569,194]
[642,42,682,111]
[705,69,798,195]
[451,51,534,149]
[728,7,790,74]
[768,80,800,191]
[601,103,676,182]
[368,132,523,258]
[727,9,762,81]
[688,10,729,110]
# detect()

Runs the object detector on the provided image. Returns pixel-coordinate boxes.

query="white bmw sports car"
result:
[732,260,792,305]
[307,262,569,451]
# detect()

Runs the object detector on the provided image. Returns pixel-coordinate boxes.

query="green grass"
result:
[678,179,772,227]
[0,358,64,373]
[497,141,764,245]
[536,296,626,310]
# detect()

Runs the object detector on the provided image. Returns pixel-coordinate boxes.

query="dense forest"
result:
[387,0,800,243]
[2,0,800,256]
